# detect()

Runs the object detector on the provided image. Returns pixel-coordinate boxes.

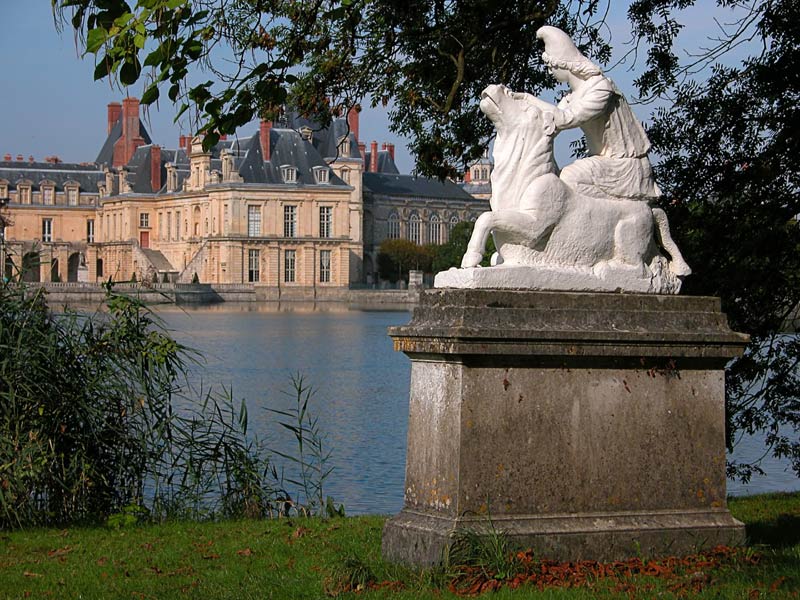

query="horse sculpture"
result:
[437,84,690,294]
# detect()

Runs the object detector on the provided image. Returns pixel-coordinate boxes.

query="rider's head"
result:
[536,26,602,80]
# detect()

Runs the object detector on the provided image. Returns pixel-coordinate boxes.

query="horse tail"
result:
[652,208,691,276]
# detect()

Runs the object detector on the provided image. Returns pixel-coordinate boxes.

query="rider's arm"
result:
[552,76,614,130]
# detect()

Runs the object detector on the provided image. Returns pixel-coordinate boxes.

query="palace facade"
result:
[0,97,491,293]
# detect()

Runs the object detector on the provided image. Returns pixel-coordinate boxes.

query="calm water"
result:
[152,303,798,515]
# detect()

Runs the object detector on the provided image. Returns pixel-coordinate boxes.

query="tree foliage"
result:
[627,0,800,479]
[377,238,434,282]
[52,0,611,178]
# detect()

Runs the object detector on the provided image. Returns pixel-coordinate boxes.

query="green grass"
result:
[0,492,798,599]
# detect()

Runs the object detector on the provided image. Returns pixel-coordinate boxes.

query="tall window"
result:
[387,212,400,239]
[175,210,181,240]
[139,213,149,228]
[19,186,31,204]
[159,213,164,239]
[429,214,442,245]
[284,249,296,282]
[248,205,262,237]
[409,213,421,244]
[319,206,332,238]
[248,249,260,282]
[67,187,78,206]
[319,250,331,283]
[87,219,94,243]
[43,187,54,205]
[449,215,459,232]
[284,205,297,237]
[42,218,53,242]
[167,213,172,241]
[340,168,350,184]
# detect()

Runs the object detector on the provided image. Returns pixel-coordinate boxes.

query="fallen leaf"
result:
[47,546,72,558]
[237,548,253,557]
[23,572,43,578]
[293,526,309,539]
[771,577,786,592]
[202,554,220,560]
[96,557,108,566]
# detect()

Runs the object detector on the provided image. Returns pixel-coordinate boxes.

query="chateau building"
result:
[0,97,490,293]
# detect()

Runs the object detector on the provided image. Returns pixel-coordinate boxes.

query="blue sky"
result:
[0,2,752,174]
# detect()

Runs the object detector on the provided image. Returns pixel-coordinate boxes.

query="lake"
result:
[154,303,798,515]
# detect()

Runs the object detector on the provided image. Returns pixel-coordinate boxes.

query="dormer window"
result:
[313,166,329,184]
[16,181,32,204]
[340,168,350,184]
[0,180,8,199]
[41,183,55,205]
[65,183,79,206]
[338,135,351,156]
[300,126,313,142]
[281,165,297,183]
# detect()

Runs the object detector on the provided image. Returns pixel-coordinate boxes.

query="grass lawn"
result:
[1,492,797,599]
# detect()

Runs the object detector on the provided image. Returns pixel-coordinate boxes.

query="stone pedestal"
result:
[382,289,749,566]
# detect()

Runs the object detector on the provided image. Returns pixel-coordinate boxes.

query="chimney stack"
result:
[3,153,11,162]
[16,154,23,162]
[28,155,34,163]
[107,102,122,134]
[260,120,272,161]
[113,97,145,167]
[347,105,360,143]
[464,169,472,183]
[150,145,162,192]
[386,143,395,160]
[370,141,378,173]
[358,142,366,163]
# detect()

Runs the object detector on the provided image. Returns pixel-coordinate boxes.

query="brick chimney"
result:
[358,142,366,162]
[219,134,227,141]
[112,97,145,167]
[370,141,378,173]
[3,153,10,162]
[150,145,162,192]
[260,120,272,161]
[107,102,122,134]
[347,105,360,143]
[16,154,23,162]
[28,155,34,163]
[179,135,187,153]
[386,143,395,161]
[464,169,472,183]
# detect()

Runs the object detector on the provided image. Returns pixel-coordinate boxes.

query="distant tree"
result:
[377,239,433,282]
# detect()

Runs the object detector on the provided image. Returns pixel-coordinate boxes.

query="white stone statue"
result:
[435,26,690,294]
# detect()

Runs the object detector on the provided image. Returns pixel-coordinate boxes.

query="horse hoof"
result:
[671,260,692,277]
[461,250,483,268]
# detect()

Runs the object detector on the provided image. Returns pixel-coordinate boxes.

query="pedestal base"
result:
[383,509,745,566]
[383,290,748,566]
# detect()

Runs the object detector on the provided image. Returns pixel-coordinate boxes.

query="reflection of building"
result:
[1,97,490,291]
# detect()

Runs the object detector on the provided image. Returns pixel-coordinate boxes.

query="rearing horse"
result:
[460,84,690,282]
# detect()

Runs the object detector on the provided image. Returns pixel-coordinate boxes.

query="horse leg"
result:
[461,211,495,267]
[611,211,652,277]
[652,208,691,276]
[461,210,545,268]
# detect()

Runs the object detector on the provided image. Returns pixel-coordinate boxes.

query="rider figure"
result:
[536,26,659,202]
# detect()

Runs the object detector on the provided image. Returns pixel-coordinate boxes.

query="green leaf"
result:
[93,58,112,80]
[140,85,159,105]
[85,27,108,54]
[119,59,140,85]
[143,47,163,67]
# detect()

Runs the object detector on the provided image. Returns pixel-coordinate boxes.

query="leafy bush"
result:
[0,279,333,528]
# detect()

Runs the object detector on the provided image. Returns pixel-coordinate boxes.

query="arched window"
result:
[387,212,400,239]
[428,213,442,245]
[408,213,421,244]
[449,215,459,232]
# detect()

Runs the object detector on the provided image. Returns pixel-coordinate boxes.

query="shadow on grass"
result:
[746,514,800,548]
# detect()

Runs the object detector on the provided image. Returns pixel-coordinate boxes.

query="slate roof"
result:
[283,112,361,160]
[363,150,400,174]
[363,172,476,200]
[95,116,153,167]
[0,161,104,192]
[462,182,492,196]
